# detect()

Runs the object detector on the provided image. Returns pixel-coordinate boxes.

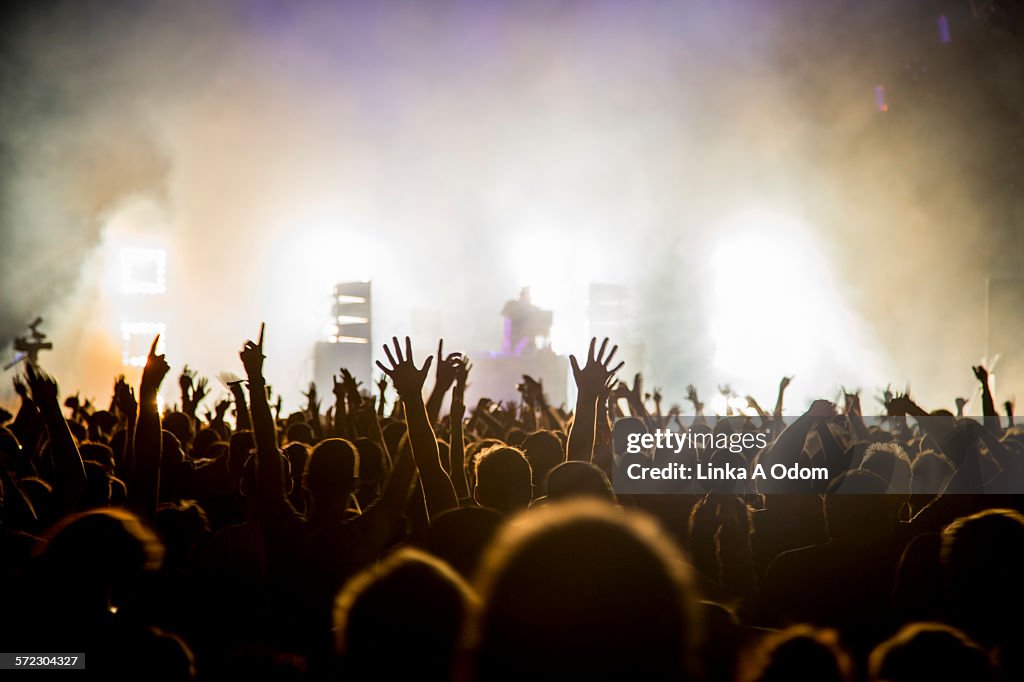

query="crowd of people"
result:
[0,327,1022,681]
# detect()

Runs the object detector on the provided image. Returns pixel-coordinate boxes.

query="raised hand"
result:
[779,376,793,392]
[569,337,624,398]
[434,339,461,389]
[179,365,194,398]
[841,387,861,416]
[214,396,231,420]
[807,399,837,418]
[376,336,433,400]
[455,360,472,397]
[24,363,59,407]
[339,368,363,402]
[140,335,170,395]
[239,323,266,381]
[685,384,704,413]
[12,375,28,401]
[972,365,989,384]
[114,375,138,418]
[332,374,346,407]
[955,396,968,417]
[193,376,209,405]
[303,381,321,416]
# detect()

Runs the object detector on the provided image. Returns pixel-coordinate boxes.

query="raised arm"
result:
[130,335,170,523]
[449,360,471,501]
[566,337,623,463]
[376,337,458,518]
[112,375,138,479]
[772,375,793,431]
[972,365,1002,435]
[24,363,85,515]
[228,380,252,432]
[239,323,286,508]
[303,381,323,441]
[425,339,460,425]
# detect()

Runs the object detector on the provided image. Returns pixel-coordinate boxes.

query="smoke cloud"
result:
[1,0,1021,409]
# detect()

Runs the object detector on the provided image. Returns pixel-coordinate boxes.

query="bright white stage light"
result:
[119,247,167,295]
[120,321,166,366]
[707,210,887,406]
[710,393,755,416]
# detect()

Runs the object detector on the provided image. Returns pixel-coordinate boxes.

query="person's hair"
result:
[738,626,851,682]
[521,430,563,494]
[35,508,164,609]
[824,470,898,541]
[354,437,384,484]
[861,442,912,494]
[474,445,532,514]
[156,500,211,567]
[941,508,1024,644]
[192,427,219,459]
[910,450,953,494]
[163,412,193,449]
[282,442,310,478]
[285,421,314,446]
[80,441,115,470]
[80,460,113,509]
[304,438,358,501]
[421,506,503,579]
[334,547,474,681]
[544,461,615,502]
[471,500,697,681]
[868,622,990,682]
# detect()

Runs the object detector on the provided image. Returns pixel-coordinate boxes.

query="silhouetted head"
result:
[353,438,384,485]
[824,470,899,542]
[285,421,314,446]
[192,428,219,459]
[35,508,164,616]
[335,547,474,681]
[868,622,990,682]
[422,506,503,579]
[162,412,193,451]
[382,421,407,460]
[612,416,649,458]
[240,451,291,498]
[305,438,358,508]
[738,626,851,682]
[472,500,697,681]
[228,430,255,475]
[861,442,912,495]
[156,500,211,568]
[910,450,953,496]
[521,430,564,495]
[80,442,115,471]
[474,446,532,514]
[80,460,113,509]
[942,508,1024,645]
[282,442,309,481]
[545,461,615,502]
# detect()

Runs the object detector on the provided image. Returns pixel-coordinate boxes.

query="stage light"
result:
[120,321,166,366]
[710,393,755,416]
[708,210,889,407]
[119,247,167,295]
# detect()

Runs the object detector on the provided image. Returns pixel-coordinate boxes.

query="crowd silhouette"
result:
[1,327,1022,681]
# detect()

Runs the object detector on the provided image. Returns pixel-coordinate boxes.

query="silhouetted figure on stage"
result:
[500,287,551,355]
